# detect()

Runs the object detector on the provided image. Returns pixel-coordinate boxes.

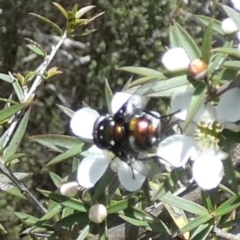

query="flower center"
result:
[195,120,223,150]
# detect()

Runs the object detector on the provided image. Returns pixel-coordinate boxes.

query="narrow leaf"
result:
[57,104,74,118]
[222,5,240,30]
[118,66,164,78]
[43,143,83,169]
[182,84,207,131]
[0,73,13,83]
[26,44,46,56]
[38,190,88,212]
[195,15,224,35]
[215,195,240,217]
[160,192,209,215]
[180,214,212,233]
[212,47,240,59]
[201,20,213,63]
[29,134,82,152]
[4,109,30,160]
[76,225,90,240]
[52,2,68,18]
[0,103,26,123]
[105,78,113,114]
[29,13,63,36]
[75,6,96,19]
[174,22,201,60]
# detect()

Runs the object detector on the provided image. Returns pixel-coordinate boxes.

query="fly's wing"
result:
[131,155,165,178]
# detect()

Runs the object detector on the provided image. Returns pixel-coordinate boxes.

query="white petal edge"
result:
[118,161,146,191]
[70,108,99,140]
[111,92,145,114]
[162,47,190,72]
[77,156,110,188]
[157,135,197,167]
[192,154,224,190]
[217,88,240,123]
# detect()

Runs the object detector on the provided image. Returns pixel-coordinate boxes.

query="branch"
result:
[0,160,47,215]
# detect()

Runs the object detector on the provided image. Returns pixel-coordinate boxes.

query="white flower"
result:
[157,88,240,189]
[221,18,238,34]
[231,0,240,12]
[70,92,147,191]
[89,204,108,224]
[60,181,79,197]
[162,47,190,72]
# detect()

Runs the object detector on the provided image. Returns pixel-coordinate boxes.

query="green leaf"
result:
[201,19,213,63]
[195,15,224,35]
[212,47,240,59]
[119,214,148,227]
[215,195,240,217]
[55,212,88,227]
[29,13,63,36]
[4,109,30,161]
[118,66,164,78]
[128,76,163,88]
[180,214,212,233]
[169,24,180,48]
[76,225,90,240]
[174,22,201,60]
[49,172,62,188]
[75,6,96,19]
[105,78,113,114]
[0,223,7,234]
[6,187,26,199]
[12,79,24,102]
[5,153,25,164]
[144,75,189,97]
[223,60,240,69]
[222,5,240,31]
[107,197,140,214]
[160,192,209,215]
[15,212,39,226]
[26,44,46,56]
[37,204,62,224]
[152,169,182,200]
[0,103,26,123]
[38,190,88,212]
[29,134,82,152]
[191,223,213,240]
[52,2,68,18]
[182,84,207,131]
[43,143,84,169]
[0,73,13,83]
[57,104,74,118]
[223,158,238,194]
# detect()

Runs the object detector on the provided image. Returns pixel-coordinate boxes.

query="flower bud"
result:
[221,18,238,34]
[162,47,190,72]
[60,181,79,197]
[88,204,108,224]
[188,59,207,80]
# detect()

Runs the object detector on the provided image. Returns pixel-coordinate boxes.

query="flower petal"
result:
[162,47,190,72]
[192,154,224,190]
[221,18,238,34]
[118,161,146,191]
[70,108,99,140]
[111,92,147,114]
[77,156,110,188]
[217,88,240,123]
[157,135,197,167]
[171,88,194,120]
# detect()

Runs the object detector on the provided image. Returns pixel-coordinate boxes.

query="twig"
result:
[214,227,240,240]
[0,159,47,214]
[24,31,67,101]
